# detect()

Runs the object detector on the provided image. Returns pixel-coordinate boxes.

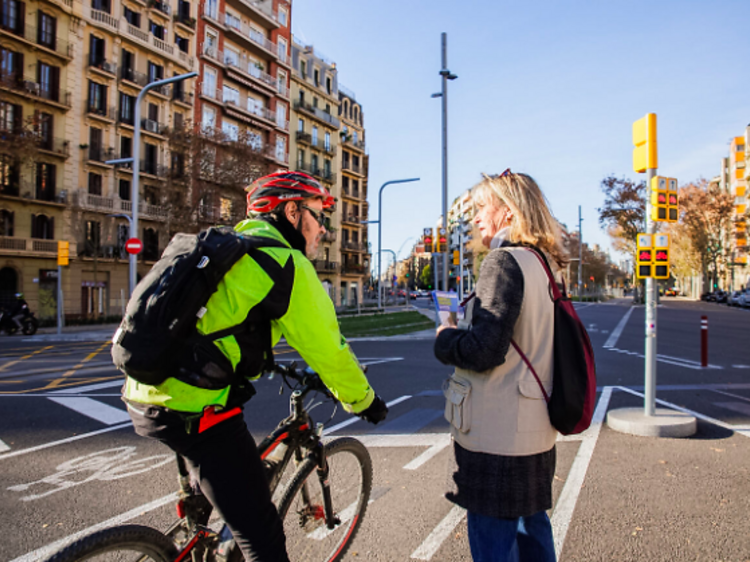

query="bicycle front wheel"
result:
[277,437,372,562]
[44,525,178,562]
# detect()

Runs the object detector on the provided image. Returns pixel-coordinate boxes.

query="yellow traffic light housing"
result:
[452,250,459,265]
[633,113,658,173]
[636,234,653,279]
[653,233,670,279]
[57,240,69,266]
[650,176,678,223]
[437,235,447,253]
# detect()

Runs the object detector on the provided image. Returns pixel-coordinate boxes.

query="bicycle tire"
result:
[43,524,178,562]
[277,437,372,562]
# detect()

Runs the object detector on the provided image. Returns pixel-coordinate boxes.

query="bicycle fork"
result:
[314,445,340,530]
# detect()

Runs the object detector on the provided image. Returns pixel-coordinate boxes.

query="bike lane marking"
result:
[603,306,634,348]
[8,492,178,562]
[0,345,54,372]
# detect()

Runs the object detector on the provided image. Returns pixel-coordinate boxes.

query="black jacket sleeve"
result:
[434,249,524,372]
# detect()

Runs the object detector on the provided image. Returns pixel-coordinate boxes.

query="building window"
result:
[224,47,239,67]
[35,162,55,201]
[31,214,54,239]
[202,65,217,98]
[37,62,60,102]
[324,159,331,178]
[119,92,134,125]
[311,126,318,146]
[175,34,189,53]
[222,120,238,141]
[313,69,319,87]
[277,69,287,94]
[0,101,19,134]
[89,34,105,67]
[353,131,358,145]
[205,0,218,19]
[88,81,107,115]
[275,136,286,162]
[278,7,287,26]
[38,12,56,50]
[123,6,140,27]
[220,197,232,221]
[144,143,157,175]
[143,227,159,260]
[85,220,101,253]
[1,0,24,34]
[277,37,287,62]
[119,135,132,166]
[297,118,303,132]
[0,209,13,236]
[326,77,331,95]
[297,149,304,168]
[38,112,53,150]
[324,131,331,151]
[89,126,102,160]
[300,59,306,77]
[119,178,130,200]
[222,85,239,105]
[91,0,111,13]
[88,172,102,195]
[276,103,286,128]
[201,105,215,130]
[311,154,318,174]
[149,20,165,40]
[0,155,19,195]
[120,49,134,81]
[147,61,164,83]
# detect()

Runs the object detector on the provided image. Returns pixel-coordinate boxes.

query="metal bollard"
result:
[701,316,708,367]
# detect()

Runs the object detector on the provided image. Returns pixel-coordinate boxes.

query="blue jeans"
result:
[467,510,556,562]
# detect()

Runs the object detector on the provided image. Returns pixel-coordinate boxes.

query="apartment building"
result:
[731,134,748,287]
[0,0,81,318]
[288,39,341,301]
[337,85,368,306]
[195,0,290,189]
[447,188,474,293]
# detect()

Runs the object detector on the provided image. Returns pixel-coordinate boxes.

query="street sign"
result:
[125,238,143,255]
[633,113,657,173]
[57,241,69,266]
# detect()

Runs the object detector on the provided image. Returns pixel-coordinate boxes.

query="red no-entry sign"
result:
[125,238,143,255]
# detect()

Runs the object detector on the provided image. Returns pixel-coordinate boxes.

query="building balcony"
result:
[119,20,194,70]
[0,22,74,60]
[0,74,71,109]
[90,7,119,31]
[342,135,365,152]
[341,215,362,226]
[37,137,70,158]
[198,204,245,225]
[72,189,168,220]
[341,241,367,252]
[88,58,117,77]
[173,12,196,31]
[141,118,168,136]
[321,230,337,243]
[224,55,277,94]
[151,0,172,17]
[173,89,194,106]
[342,160,362,175]
[139,159,169,178]
[293,100,340,128]
[0,237,76,258]
[86,146,115,164]
[341,263,366,275]
[231,0,281,29]
[264,145,289,165]
[87,102,116,122]
[312,260,339,274]
[296,131,312,144]
[341,186,362,200]
[223,14,278,58]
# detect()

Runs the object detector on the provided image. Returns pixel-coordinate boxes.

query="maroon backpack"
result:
[510,249,597,435]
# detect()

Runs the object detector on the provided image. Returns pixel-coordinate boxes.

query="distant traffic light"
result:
[423,227,434,253]
[650,176,679,223]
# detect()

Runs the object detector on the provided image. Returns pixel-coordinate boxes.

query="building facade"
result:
[731,134,748,288]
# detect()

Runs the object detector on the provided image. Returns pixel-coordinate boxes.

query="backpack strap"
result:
[510,339,550,403]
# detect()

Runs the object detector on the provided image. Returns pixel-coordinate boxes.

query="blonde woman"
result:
[434,169,567,562]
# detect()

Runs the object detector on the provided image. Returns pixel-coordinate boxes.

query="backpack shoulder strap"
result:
[510,339,550,403]
[523,247,565,301]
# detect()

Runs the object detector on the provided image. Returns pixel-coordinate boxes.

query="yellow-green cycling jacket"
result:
[123,218,375,415]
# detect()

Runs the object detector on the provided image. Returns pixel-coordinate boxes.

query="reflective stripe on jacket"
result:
[123,219,375,414]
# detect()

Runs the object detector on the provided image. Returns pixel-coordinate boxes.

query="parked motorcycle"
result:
[0,308,39,335]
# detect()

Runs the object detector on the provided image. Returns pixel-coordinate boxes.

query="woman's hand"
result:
[436,323,456,337]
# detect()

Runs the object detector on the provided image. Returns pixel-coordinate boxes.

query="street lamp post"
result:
[106,71,198,296]
[365,178,419,310]
[432,32,457,292]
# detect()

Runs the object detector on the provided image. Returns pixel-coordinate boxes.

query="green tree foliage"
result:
[420,263,432,289]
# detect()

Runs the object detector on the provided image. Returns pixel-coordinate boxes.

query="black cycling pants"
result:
[128,403,289,562]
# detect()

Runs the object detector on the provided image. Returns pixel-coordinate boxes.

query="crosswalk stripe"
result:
[0,438,9,453]
[47,397,131,425]
[410,505,466,560]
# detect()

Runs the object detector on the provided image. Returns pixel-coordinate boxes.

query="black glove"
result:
[357,395,388,425]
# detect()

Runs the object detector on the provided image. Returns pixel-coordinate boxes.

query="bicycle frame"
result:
[167,365,341,560]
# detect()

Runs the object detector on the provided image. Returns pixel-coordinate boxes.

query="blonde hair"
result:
[472,172,568,268]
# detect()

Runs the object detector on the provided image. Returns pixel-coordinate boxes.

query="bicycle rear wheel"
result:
[277,437,372,562]
[43,525,177,562]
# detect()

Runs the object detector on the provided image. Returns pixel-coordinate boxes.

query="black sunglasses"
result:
[301,204,328,229]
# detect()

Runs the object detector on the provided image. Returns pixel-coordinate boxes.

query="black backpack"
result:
[112,227,284,387]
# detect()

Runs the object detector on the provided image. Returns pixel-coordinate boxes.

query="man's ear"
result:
[284,202,300,226]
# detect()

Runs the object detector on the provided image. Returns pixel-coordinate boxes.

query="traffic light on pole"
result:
[633,113,657,173]
[452,250,459,265]
[437,234,447,253]
[650,176,679,223]
[636,233,653,279]
[423,228,433,253]
[653,233,670,279]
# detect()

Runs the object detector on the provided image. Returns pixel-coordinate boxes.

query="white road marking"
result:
[47,397,132,425]
[551,386,612,559]
[50,380,123,394]
[732,364,750,369]
[603,306,634,348]
[0,438,10,453]
[605,348,723,370]
[352,433,452,471]
[360,357,404,367]
[410,505,466,560]
[713,402,750,417]
[323,395,412,435]
[616,386,750,438]
[710,389,750,404]
[9,492,177,562]
[0,422,132,461]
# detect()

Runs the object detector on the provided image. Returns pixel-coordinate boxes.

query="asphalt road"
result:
[1,298,749,561]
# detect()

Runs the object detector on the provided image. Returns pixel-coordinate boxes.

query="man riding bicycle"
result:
[122,171,388,562]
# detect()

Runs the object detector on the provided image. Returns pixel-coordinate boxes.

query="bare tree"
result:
[164,121,269,235]
[597,175,647,262]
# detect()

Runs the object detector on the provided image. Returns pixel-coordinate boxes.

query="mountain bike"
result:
[44,362,373,562]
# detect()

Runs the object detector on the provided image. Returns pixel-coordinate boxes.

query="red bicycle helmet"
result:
[246,171,334,215]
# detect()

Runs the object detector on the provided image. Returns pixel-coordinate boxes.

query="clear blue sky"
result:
[291,0,750,267]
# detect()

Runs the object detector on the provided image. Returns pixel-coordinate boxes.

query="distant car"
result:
[409,291,418,299]
[665,288,679,297]
[715,290,728,304]
[739,291,750,309]
[728,291,743,307]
